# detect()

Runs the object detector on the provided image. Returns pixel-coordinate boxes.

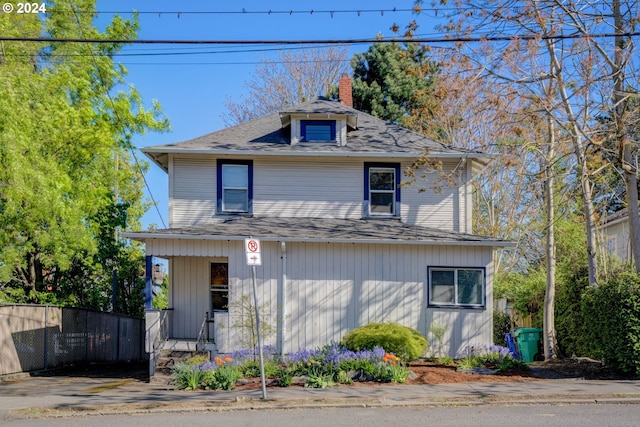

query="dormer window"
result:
[301,120,336,142]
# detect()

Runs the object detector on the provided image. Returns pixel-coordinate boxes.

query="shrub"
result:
[582,271,640,376]
[555,266,594,357]
[342,323,428,361]
[493,310,511,347]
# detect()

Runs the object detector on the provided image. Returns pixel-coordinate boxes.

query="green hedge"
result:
[582,272,640,376]
[341,322,428,361]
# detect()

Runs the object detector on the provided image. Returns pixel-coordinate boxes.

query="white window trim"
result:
[368,167,397,217]
[221,164,249,213]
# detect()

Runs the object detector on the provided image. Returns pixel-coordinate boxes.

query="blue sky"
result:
[93,1,432,229]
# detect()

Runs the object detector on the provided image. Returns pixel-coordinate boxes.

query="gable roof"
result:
[143,98,488,172]
[124,216,514,247]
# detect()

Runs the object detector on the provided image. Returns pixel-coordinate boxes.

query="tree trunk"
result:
[543,116,558,360]
[613,0,640,270]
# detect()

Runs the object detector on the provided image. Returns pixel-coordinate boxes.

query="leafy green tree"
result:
[351,40,437,127]
[152,274,169,310]
[0,0,168,308]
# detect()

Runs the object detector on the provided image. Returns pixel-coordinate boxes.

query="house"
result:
[125,75,512,369]
[599,208,634,263]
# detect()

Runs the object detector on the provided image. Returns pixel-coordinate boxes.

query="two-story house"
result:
[126,76,511,366]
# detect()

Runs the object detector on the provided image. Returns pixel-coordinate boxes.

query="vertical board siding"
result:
[152,238,493,356]
[172,156,216,227]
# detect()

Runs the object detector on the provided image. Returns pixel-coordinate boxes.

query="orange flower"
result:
[214,357,224,367]
[223,356,233,363]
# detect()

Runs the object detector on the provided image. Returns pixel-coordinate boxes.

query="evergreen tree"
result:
[351,41,438,127]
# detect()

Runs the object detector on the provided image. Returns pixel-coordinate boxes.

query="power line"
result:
[63,7,418,16]
[2,32,639,46]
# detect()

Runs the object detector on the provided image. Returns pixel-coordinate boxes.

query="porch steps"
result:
[150,340,215,385]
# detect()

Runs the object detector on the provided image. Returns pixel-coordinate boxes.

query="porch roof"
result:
[124,216,514,247]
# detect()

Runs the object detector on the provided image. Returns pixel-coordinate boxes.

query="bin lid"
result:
[514,327,542,336]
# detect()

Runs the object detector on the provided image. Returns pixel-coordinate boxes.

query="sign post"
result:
[245,237,267,399]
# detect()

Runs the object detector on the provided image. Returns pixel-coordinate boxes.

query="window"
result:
[428,267,485,308]
[217,160,253,214]
[211,262,228,312]
[364,163,400,217]
[301,120,336,142]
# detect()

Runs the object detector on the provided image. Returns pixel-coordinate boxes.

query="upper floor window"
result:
[301,120,336,142]
[364,162,400,217]
[217,160,253,214]
[428,267,485,308]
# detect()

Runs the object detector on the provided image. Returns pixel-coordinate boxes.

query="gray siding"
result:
[169,155,470,230]
[170,156,216,227]
[147,238,493,356]
[254,158,362,219]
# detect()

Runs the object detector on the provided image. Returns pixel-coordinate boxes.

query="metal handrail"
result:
[196,311,208,352]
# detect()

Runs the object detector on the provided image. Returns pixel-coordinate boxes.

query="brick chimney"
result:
[338,73,353,107]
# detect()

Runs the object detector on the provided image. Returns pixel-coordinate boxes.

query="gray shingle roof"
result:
[143,98,485,172]
[124,216,513,247]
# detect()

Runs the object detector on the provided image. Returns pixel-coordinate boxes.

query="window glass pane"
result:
[431,270,454,303]
[305,124,332,141]
[223,189,247,212]
[223,165,248,187]
[370,193,394,214]
[211,263,228,312]
[457,270,483,305]
[370,169,395,190]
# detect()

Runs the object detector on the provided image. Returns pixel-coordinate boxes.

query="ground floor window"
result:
[428,267,484,308]
[211,262,229,312]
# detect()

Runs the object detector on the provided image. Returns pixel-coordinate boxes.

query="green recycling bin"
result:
[514,328,542,362]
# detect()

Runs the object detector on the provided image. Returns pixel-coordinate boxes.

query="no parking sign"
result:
[245,238,262,266]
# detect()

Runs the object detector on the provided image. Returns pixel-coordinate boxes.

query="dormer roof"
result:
[278,97,358,129]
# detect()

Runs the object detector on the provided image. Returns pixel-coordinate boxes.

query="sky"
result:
[91,0,437,229]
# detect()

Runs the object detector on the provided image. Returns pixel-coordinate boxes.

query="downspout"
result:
[278,241,287,355]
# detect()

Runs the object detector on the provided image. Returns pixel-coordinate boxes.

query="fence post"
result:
[116,315,121,362]
[44,305,48,370]
[85,310,89,361]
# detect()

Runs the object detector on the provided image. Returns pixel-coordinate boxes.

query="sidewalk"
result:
[1,368,640,420]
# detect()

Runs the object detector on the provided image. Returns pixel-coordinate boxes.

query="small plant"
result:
[186,354,210,365]
[171,362,207,390]
[437,356,454,365]
[211,365,241,390]
[456,345,525,373]
[227,293,276,352]
[496,356,529,373]
[336,370,353,384]
[428,322,448,358]
[305,373,335,388]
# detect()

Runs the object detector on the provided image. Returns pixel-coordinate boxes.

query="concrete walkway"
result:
[1,368,640,421]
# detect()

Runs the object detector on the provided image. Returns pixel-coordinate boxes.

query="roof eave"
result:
[123,231,515,248]
[141,146,492,173]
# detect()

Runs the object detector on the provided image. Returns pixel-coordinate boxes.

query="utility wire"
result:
[61,7,418,16]
[2,32,639,45]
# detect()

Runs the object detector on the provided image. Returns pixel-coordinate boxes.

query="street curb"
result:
[11,396,640,419]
